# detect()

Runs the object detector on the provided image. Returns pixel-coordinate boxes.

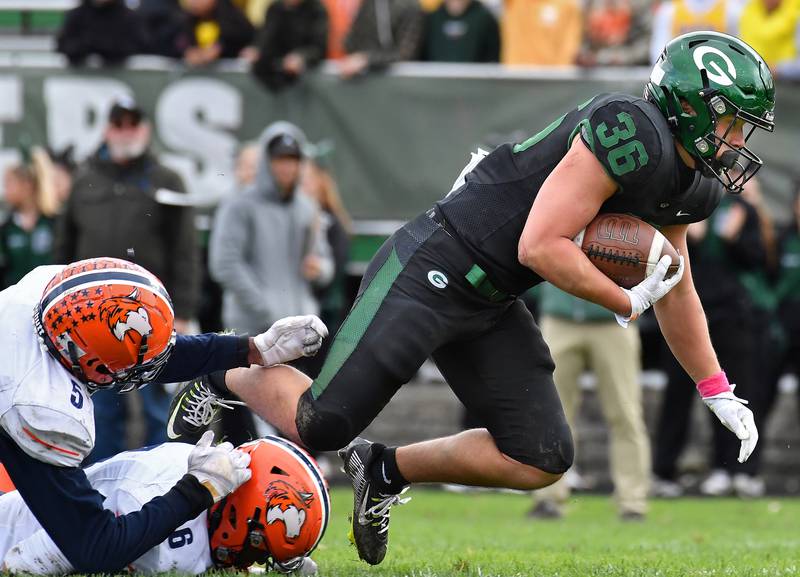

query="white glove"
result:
[615,255,685,327]
[254,315,329,367]
[703,388,759,463]
[187,430,252,503]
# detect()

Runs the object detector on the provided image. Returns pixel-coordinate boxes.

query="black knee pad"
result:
[295,389,357,451]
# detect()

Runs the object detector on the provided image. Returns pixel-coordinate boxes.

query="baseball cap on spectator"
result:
[109,97,145,126]
[267,133,303,159]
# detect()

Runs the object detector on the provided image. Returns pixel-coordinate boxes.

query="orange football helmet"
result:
[209,435,330,572]
[34,257,176,392]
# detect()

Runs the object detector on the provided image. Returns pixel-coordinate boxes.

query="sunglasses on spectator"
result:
[109,111,143,129]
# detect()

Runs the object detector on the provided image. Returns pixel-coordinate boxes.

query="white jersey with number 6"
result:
[0,443,211,574]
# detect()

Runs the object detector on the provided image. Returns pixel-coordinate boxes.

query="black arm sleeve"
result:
[0,432,212,573]
[156,333,250,384]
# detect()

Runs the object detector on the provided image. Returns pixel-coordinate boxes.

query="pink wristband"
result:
[697,371,732,398]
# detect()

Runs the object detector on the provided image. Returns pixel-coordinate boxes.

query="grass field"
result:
[301,488,800,577]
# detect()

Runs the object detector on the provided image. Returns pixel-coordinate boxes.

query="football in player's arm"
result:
[0,257,327,573]
[0,437,328,575]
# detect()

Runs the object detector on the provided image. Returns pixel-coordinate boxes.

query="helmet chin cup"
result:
[695,141,763,194]
[718,150,739,170]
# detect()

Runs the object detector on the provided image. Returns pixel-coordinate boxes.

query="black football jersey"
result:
[436,92,723,295]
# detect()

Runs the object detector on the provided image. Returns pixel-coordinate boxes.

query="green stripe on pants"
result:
[311,247,403,399]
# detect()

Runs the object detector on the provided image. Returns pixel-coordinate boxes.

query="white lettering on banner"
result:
[0,76,22,197]
[156,78,240,201]
[44,77,133,160]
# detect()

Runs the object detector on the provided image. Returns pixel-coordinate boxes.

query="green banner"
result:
[0,60,796,223]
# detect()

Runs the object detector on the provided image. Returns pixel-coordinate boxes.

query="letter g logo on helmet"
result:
[692,46,737,86]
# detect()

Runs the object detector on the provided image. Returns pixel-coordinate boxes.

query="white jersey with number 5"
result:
[0,265,97,467]
[0,443,211,574]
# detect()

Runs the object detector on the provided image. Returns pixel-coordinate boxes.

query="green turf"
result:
[304,488,800,577]
[59,488,800,577]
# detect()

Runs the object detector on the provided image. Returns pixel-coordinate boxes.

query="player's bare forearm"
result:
[655,287,720,382]
[518,136,628,314]
[654,227,721,382]
[520,237,631,315]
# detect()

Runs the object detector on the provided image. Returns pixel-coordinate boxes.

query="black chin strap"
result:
[233,507,271,568]
[210,504,271,569]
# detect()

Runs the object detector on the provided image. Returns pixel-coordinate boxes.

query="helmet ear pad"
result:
[35,257,175,391]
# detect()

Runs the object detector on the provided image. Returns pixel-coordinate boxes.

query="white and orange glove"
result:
[615,255,685,328]
[253,315,329,367]
[699,372,758,463]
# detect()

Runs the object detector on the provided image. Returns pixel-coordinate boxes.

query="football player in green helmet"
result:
[166,31,773,566]
[645,31,775,193]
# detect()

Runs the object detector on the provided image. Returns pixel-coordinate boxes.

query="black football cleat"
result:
[166,376,243,441]
[338,437,410,565]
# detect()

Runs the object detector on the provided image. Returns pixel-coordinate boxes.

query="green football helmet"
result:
[645,31,775,193]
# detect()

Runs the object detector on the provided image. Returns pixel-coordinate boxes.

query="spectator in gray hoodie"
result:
[209,121,334,338]
[210,121,333,444]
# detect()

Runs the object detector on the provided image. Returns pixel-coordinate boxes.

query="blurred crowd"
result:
[55,0,800,80]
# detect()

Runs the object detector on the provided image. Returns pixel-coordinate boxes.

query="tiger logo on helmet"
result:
[100,288,153,343]
[265,479,314,540]
[34,257,175,392]
[209,435,330,572]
